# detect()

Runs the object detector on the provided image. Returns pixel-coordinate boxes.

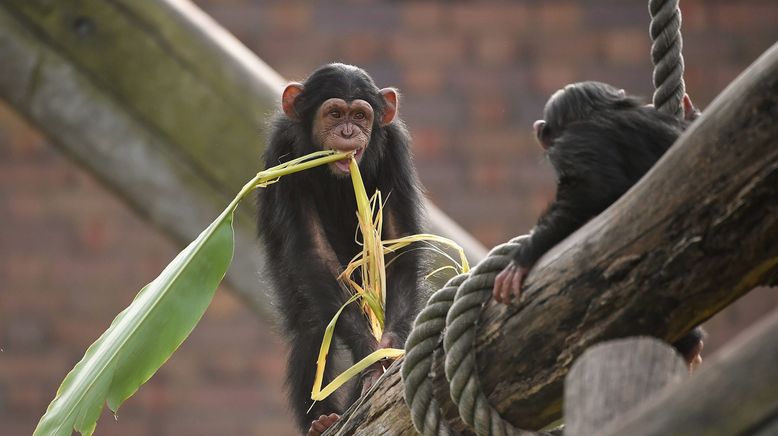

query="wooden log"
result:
[564,337,687,436]
[326,42,778,435]
[0,1,276,319]
[0,0,486,323]
[602,308,778,436]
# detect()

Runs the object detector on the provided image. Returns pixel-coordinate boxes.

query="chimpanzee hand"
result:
[360,331,402,395]
[360,365,383,396]
[307,413,339,436]
[493,261,530,304]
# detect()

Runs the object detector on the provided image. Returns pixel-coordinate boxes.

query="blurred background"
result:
[1,1,776,435]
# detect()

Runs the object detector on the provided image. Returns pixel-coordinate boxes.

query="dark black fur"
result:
[514,81,702,359]
[256,63,424,431]
[513,82,686,268]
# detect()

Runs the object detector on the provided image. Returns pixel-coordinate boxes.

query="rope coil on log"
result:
[403,236,533,436]
[444,237,531,436]
[649,0,685,119]
[402,275,465,436]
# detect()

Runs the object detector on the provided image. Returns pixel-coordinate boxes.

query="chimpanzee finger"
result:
[509,269,523,304]
[493,268,505,303]
[494,265,514,303]
[324,413,339,425]
[500,269,516,304]
[308,419,325,435]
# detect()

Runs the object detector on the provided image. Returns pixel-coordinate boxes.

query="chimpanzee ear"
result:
[282,83,304,120]
[379,88,398,126]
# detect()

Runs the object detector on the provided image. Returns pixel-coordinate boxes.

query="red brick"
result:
[455,127,528,160]
[401,3,444,31]
[470,93,510,126]
[535,2,583,31]
[416,162,466,201]
[5,382,55,413]
[528,33,599,66]
[531,63,579,95]
[680,0,711,32]
[0,103,48,157]
[714,4,778,32]
[450,4,530,34]
[205,285,246,318]
[402,67,445,94]
[338,34,382,63]
[448,66,530,95]
[267,4,313,33]
[390,34,466,66]
[0,353,69,380]
[410,127,447,160]
[602,30,650,65]
[475,35,519,65]
[468,159,512,190]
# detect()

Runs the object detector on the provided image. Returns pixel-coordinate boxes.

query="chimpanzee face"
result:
[311,97,375,175]
[281,76,398,177]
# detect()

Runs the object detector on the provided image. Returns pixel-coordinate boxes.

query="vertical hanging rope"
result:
[649,0,685,119]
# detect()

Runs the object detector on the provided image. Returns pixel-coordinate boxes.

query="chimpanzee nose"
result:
[340,123,354,138]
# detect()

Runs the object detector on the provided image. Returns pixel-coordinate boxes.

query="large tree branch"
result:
[328,42,778,435]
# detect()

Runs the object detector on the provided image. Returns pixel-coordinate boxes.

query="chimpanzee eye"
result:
[329,110,342,119]
[354,111,366,120]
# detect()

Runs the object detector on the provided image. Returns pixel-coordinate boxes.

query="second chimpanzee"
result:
[493,81,704,368]
[256,63,425,435]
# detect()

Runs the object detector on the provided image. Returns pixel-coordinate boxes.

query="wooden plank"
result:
[325,42,778,434]
[602,308,778,436]
[564,337,687,436]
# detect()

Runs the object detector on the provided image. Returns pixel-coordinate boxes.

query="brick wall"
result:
[1,1,776,434]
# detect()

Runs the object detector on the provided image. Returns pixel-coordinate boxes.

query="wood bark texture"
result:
[603,308,778,436]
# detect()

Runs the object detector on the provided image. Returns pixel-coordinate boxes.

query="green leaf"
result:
[33,210,235,436]
[33,150,353,436]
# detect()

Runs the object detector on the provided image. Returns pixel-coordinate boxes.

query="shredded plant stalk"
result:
[311,157,469,403]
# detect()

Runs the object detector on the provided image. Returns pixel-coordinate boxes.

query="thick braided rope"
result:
[649,0,685,119]
[402,274,467,436]
[444,236,532,436]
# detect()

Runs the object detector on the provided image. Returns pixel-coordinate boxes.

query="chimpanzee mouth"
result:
[332,147,364,174]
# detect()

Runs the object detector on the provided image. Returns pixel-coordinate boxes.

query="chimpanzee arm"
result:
[383,248,421,346]
[260,184,379,354]
[512,178,602,269]
[301,206,381,358]
[513,125,629,270]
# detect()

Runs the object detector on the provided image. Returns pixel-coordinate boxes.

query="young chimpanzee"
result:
[493,81,704,369]
[256,63,425,435]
